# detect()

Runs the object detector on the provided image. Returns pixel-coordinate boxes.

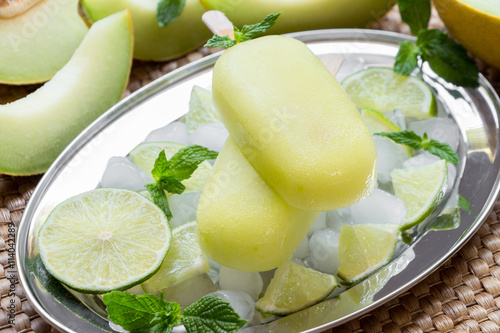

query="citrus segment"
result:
[181,86,221,132]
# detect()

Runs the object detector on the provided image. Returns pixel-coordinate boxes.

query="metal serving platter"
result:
[17,29,500,332]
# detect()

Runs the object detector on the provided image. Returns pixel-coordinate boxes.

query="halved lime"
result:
[255,262,337,316]
[361,108,413,157]
[180,86,221,132]
[337,224,399,284]
[38,188,171,293]
[142,221,210,294]
[129,142,213,192]
[342,68,436,119]
[392,159,448,231]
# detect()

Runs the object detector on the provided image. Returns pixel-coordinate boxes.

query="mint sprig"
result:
[103,292,247,333]
[205,13,281,48]
[375,130,459,164]
[395,0,479,87]
[458,194,471,214]
[146,146,218,220]
[157,0,186,28]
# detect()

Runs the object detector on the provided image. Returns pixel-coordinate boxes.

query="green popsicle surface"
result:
[212,35,377,211]
[196,138,318,272]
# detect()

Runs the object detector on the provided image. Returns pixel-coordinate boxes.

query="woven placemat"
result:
[2,5,500,333]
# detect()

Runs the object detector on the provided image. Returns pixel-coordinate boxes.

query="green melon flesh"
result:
[82,0,211,61]
[0,0,88,85]
[460,0,500,17]
[0,10,133,176]
[201,0,395,34]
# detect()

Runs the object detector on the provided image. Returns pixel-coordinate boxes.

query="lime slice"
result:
[392,159,448,231]
[180,86,221,132]
[337,224,399,284]
[142,221,210,294]
[342,68,437,119]
[38,188,171,293]
[129,142,213,192]
[361,108,413,157]
[255,262,337,316]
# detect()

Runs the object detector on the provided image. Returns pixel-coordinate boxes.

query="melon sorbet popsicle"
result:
[212,35,377,211]
[197,138,318,272]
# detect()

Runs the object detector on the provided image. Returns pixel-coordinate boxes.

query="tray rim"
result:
[16,28,500,333]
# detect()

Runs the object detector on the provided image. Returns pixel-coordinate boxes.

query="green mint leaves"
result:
[146,146,218,220]
[103,292,247,333]
[398,0,431,35]
[205,13,281,48]
[375,130,459,164]
[157,0,186,28]
[458,194,472,214]
[395,0,479,87]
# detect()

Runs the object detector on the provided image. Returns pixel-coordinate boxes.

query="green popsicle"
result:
[196,138,318,272]
[212,35,377,211]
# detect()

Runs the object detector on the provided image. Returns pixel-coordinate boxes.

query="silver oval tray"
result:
[17,29,500,333]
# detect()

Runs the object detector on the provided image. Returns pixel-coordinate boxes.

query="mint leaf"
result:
[146,182,172,220]
[183,295,247,333]
[152,150,171,183]
[168,145,218,181]
[157,0,186,28]
[423,139,459,165]
[235,13,281,43]
[458,194,471,214]
[205,35,236,48]
[103,292,181,333]
[394,41,421,75]
[205,13,281,48]
[398,0,431,35]
[375,130,459,164]
[375,130,422,149]
[158,176,186,195]
[417,29,479,87]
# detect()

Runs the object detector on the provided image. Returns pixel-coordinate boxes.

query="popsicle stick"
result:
[320,54,345,76]
[202,10,235,39]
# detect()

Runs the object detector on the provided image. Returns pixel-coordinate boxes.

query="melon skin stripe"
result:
[0,10,133,176]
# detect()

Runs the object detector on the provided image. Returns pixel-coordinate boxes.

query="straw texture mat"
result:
[1,5,500,333]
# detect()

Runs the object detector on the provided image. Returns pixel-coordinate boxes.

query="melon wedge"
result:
[0,10,133,176]
[82,0,211,61]
[0,0,89,85]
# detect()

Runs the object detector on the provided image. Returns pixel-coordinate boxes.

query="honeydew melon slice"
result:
[81,0,211,61]
[0,10,133,175]
[0,0,88,84]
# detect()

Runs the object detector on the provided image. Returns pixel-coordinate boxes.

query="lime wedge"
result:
[392,159,448,231]
[142,221,210,294]
[337,224,399,284]
[38,188,171,293]
[361,108,413,157]
[255,262,337,316]
[342,68,437,119]
[129,142,213,192]
[180,86,221,132]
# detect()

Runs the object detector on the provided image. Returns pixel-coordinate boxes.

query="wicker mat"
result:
[2,5,500,333]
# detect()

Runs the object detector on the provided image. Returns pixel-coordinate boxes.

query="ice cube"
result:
[385,109,406,130]
[108,320,129,333]
[219,266,263,301]
[335,57,366,82]
[207,268,219,285]
[350,188,406,226]
[145,121,191,146]
[100,157,148,191]
[408,117,460,152]
[168,191,202,228]
[308,229,339,275]
[326,208,354,233]
[373,136,409,184]
[293,236,310,259]
[307,212,327,238]
[162,274,217,308]
[190,122,229,152]
[209,290,256,326]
